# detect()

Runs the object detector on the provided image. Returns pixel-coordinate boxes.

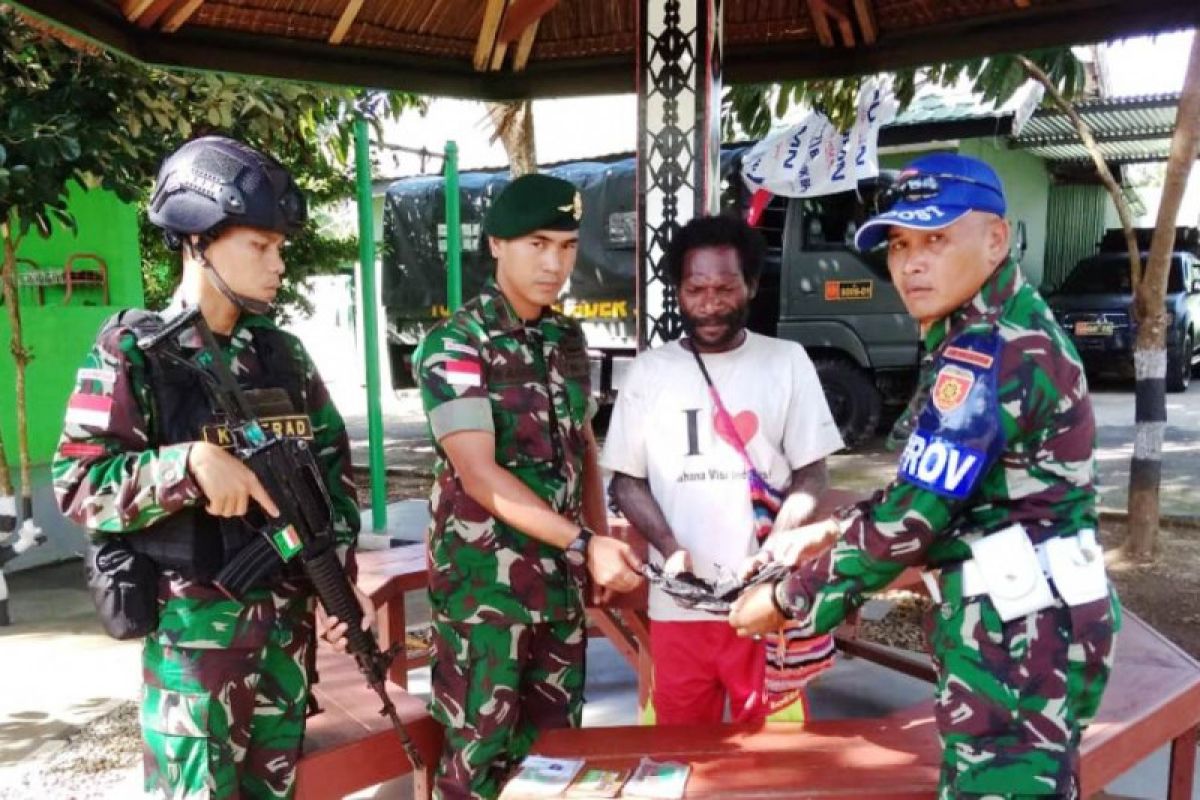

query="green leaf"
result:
[57,136,81,161]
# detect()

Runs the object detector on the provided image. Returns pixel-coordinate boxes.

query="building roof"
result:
[1012,93,1186,164]
[11,0,1200,99]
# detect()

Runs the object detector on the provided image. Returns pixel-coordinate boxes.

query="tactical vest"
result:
[106,310,308,583]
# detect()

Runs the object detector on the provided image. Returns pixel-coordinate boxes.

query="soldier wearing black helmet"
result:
[53,136,366,799]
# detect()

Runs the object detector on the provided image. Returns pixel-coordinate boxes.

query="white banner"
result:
[741,78,897,199]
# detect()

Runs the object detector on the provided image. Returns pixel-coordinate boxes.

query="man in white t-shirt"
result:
[601,214,844,725]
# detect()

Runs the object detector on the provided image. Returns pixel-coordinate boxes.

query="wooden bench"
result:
[297,546,439,799]
[535,608,1200,797]
[297,645,442,800]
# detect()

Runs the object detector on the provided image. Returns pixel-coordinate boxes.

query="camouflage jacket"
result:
[779,258,1098,633]
[53,307,359,648]
[417,279,596,623]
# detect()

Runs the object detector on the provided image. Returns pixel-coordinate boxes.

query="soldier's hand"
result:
[316,583,376,654]
[729,583,786,638]
[587,536,644,594]
[771,492,818,535]
[663,548,692,577]
[761,519,838,568]
[187,442,280,518]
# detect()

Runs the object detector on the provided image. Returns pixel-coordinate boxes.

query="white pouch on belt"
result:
[967,524,1056,622]
[1043,529,1108,607]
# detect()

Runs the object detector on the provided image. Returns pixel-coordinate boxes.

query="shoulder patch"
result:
[931,365,975,414]
[943,346,994,369]
[898,432,986,499]
[442,340,478,357]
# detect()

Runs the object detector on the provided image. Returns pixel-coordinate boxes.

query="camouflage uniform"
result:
[776,258,1120,799]
[53,308,359,800]
[417,279,596,800]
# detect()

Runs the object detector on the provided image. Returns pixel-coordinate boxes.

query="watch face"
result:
[565,545,586,567]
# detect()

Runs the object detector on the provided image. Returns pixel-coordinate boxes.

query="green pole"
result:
[445,141,462,311]
[354,113,388,532]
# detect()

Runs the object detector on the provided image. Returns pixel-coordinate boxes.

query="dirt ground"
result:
[1100,521,1200,660]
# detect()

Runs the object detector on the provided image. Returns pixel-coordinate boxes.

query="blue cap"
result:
[854,153,1006,252]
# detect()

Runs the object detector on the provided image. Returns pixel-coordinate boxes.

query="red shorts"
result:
[650,619,768,725]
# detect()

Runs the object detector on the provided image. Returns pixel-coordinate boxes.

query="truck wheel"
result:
[1167,333,1193,393]
[814,358,882,448]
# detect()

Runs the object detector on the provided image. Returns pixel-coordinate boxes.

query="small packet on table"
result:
[565,766,630,798]
[621,757,691,799]
[500,756,586,799]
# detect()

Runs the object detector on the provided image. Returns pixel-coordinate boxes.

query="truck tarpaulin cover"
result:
[382,159,638,341]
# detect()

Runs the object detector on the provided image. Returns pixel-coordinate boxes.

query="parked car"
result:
[1048,227,1200,392]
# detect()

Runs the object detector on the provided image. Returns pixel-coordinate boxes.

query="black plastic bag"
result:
[85,538,159,640]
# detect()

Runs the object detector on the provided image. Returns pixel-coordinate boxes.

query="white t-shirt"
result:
[601,332,845,621]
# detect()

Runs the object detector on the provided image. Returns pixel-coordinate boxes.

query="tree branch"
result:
[1017,55,1142,299]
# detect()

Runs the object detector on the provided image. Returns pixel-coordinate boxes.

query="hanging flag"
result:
[741,77,898,199]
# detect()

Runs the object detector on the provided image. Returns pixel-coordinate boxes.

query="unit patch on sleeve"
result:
[931,365,975,414]
[897,432,986,499]
[943,346,995,370]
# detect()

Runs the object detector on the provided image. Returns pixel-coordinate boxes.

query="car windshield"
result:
[1059,255,1184,294]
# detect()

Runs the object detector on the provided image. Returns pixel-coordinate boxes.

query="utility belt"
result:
[924,525,1109,622]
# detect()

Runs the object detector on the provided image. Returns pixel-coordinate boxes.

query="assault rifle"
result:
[138,305,423,769]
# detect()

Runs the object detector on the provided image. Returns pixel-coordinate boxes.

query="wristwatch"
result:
[564,526,595,567]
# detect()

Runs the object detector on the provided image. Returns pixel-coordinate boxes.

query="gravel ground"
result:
[2,702,141,800]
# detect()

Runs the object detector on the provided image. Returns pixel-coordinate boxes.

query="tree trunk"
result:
[1017,57,1142,294]
[0,223,33,521]
[1124,34,1200,561]
[486,100,538,177]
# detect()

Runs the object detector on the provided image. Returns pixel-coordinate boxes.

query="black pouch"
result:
[85,538,159,640]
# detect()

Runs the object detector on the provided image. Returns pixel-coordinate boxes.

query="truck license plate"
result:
[1074,321,1114,336]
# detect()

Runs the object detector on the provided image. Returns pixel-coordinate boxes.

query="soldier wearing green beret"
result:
[415,173,645,800]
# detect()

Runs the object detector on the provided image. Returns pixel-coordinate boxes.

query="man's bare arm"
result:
[609,472,682,559]
[773,459,830,532]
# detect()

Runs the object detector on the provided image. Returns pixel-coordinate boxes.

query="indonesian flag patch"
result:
[443,359,482,387]
[931,365,975,414]
[65,393,113,429]
[271,526,303,560]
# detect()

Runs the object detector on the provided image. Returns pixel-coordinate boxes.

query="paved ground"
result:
[339,376,1200,520]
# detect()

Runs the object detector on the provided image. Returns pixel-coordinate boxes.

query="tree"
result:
[486,99,539,177]
[723,49,1086,137]
[1122,33,1200,560]
[0,6,419,528]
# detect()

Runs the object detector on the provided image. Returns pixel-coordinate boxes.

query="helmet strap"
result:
[186,236,273,317]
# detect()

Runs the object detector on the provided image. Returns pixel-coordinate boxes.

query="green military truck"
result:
[382,149,928,446]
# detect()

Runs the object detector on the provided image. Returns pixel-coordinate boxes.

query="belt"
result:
[921,530,1100,603]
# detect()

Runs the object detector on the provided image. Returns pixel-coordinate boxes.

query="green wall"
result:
[1,184,143,468]
[880,140,1052,288]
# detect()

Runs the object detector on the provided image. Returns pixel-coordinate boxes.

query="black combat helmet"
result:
[148,136,306,243]
[148,136,305,314]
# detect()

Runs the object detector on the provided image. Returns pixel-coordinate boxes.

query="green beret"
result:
[484,173,582,238]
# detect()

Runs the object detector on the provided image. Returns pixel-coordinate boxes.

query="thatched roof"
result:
[12,0,1200,97]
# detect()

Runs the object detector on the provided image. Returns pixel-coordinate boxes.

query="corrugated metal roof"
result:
[1013,93,1181,164]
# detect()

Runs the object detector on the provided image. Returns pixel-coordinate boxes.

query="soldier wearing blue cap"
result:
[731,153,1120,799]
[415,173,644,799]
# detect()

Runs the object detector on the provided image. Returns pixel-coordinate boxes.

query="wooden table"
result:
[356,546,430,688]
[530,611,1200,798]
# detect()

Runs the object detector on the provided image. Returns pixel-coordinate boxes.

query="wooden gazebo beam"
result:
[329,0,365,45]
[161,0,205,33]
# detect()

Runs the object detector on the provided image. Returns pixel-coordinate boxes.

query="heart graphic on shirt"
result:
[732,411,759,443]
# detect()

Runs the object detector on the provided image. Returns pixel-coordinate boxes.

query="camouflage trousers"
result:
[929,570,1120,799]
[140,612,313,799]
[429,614,586,800]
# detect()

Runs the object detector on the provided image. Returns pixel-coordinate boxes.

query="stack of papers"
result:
[500,757,586,799]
